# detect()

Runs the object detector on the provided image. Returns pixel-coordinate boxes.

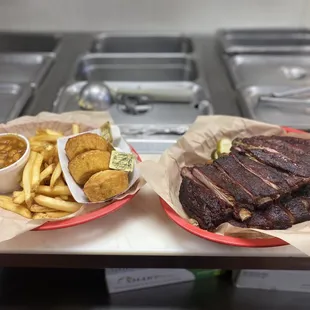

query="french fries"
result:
[40,163,55,183]
[31,144,47,153]
[30,135,62,143]
[12,191,22,199]
[33,211,70,220]
[0,196,32,219]
[23,151,37,207]
[12,192,35,205]
[41,144,55,163]
[0,125,84,220]
[13,191,25,204]
[34,195,81,213]
[50,162,62,188]
[55,177,66,187]
[32,152,44,190]
[29,204,55,213]
[36,185,71,196]
[36,129,63,136]
[54,178,69,200]
[72,124,80,135]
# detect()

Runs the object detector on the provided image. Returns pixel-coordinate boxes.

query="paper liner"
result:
[0,111,143,242]
[139,115,310,255]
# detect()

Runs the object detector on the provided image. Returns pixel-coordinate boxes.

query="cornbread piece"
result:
[65,133,109,161]
[84,170,129,202]
[68,150,110,185]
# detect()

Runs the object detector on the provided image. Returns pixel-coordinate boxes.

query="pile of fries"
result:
[0,124,82,220]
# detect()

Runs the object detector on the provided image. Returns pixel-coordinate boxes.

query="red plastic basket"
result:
[161,126,307,247]
[35,148,141,231]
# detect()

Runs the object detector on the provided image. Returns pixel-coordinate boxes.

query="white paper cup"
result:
[0,133,30,194]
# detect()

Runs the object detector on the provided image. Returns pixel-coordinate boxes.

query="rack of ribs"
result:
[179,135,310,231]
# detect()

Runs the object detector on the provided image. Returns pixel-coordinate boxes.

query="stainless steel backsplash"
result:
[0,0,308,32]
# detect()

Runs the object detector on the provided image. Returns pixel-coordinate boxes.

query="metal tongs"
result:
[259,86,310,113]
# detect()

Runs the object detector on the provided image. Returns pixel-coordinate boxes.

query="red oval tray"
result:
[35,148,141,231]
[161,126,307,247]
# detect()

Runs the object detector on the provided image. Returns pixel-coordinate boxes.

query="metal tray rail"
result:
[218,28,310,54]
[91,33,193,54]
[74,53,197,82]
[0,53,55,88]
[0,83,32,122]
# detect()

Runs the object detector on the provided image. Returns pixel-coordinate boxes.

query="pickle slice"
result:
[211,149,219,160]
[216,138,232,156]
[100,121,113,144]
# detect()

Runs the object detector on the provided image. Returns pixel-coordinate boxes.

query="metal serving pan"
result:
[0,33,61,53]
[238,85,310,130]
[0,83,32,123]
[91,33,193,53]
[0,53,54,87]
[53,81,213,122]
[53,81,213,153]
[226,54,310,89]
[218,28,310,54]
[74,54,197,82]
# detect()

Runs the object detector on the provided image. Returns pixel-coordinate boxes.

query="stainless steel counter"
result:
[0,33,255,270]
